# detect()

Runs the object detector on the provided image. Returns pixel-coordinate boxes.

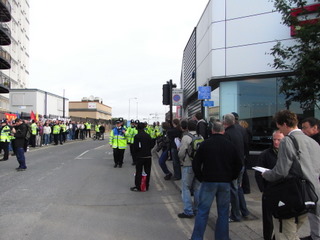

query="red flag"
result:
[30,111,36,121]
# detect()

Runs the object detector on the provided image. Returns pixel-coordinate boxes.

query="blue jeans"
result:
[158,149,170,175]
[181,166,201,215]
[171,148,181,179]
[16,147,26,169]
[230,167,249,221]
[191,182,230,240]
[43,134,50,145]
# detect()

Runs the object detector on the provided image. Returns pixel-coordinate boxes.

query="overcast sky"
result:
[29,0,209,122]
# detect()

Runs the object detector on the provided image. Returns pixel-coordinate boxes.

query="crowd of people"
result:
[1,110,319,240]
[0,118,106,169]
[109,111,320,240]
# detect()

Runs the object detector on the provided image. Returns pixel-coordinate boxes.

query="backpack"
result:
[186,133,204,160]
[25,124,32,140]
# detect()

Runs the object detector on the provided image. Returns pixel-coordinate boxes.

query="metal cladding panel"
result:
[183,29,196,101]
[188,99,202,119]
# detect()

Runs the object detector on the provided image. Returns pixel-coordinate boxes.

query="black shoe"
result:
[16,168,26,171]
[114,164,118,168]
[164,173,172,180]
[118,165,122,168]
[300,236,313,240]
[130,187,140,192]
[0,158,8,161]
[172,177,181,181]
[177,213,194,218]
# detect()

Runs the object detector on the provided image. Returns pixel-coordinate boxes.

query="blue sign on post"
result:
[198,86,211,100]
[203,101,214,107]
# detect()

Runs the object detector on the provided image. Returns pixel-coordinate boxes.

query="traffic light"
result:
[162,83,170,105]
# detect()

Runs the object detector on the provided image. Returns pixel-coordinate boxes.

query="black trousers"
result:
[134,157,151,190]
[129,144,137,164]
[262,193,275,240]
[113,148,125,166]
[30,134,36,147]
[0,141,9,160]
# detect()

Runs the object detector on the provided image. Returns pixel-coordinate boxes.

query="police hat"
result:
[118,118,124,122]
[1,119,7,124]
[134,120,140,124]
[130,119,135,123]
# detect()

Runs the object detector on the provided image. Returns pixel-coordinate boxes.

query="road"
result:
[0,138,214,240]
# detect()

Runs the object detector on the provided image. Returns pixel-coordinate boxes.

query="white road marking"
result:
[75,150,89,159]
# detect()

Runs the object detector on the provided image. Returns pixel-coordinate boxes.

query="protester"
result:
[191,121,242,240]
[130,122,153,192]
[167,118,182,180]
[255,130,284,240]
[13,118,27,171]
[177,119,201,218]
[262,110,320,240]
[223,113,250,222]
[194,111,208,139]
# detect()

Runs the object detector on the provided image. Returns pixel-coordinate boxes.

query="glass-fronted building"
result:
[180,0,319,150]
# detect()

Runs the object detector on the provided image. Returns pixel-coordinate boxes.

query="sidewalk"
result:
[169,166,311,240]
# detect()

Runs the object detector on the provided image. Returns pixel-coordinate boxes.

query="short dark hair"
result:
[301,117,320,128]
[180,120,188,130]
[274,110,298,127]
[195,112,203,120]
[187,120,197,131]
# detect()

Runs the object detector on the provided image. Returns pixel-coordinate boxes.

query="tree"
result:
[270,0,320,110]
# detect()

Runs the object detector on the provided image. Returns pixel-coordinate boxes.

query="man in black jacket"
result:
[130,122,154,192]
[191,121,242,240]
[255,130,284,240]
[223,113,250,222]
[13,119,27,171]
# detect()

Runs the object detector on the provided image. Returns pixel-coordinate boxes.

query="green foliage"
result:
[270,0,320,110]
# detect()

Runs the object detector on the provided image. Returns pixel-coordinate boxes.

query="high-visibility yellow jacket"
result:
[53,124,60,134]
[126,126,138,144]
[31,123,37,135]
[0,125,11,142]
[109,127,128,149]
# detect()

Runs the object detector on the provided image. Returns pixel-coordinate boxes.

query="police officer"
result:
[52,120,61,145]
[0,119,12,161]
[109,118,128,168]
[127,119,138,165]
[30,120,37,148]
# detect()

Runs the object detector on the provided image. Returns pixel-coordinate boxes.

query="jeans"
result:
[16,147,26,169]
[181,166,201,215]
[230,167,249,221]
[158,149,170,175]
[191,182,230,240]
[43,134,50,145]
[171,148,181,179]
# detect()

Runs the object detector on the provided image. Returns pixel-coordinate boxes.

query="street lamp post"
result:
[128,97,137,121]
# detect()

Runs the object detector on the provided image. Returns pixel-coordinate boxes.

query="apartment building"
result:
[0,0,29,111]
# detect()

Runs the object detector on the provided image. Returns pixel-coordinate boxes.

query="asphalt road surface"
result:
[0,138,213,240]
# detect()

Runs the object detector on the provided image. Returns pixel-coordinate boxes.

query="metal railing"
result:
[0,46,11,65]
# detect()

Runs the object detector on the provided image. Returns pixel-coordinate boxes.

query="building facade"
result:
[0,0,29,111]
[69,97,112,121]
[9,88,68,119]
[181,0,319,147]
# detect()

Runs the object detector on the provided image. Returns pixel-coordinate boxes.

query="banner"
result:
[5,113,17,122]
